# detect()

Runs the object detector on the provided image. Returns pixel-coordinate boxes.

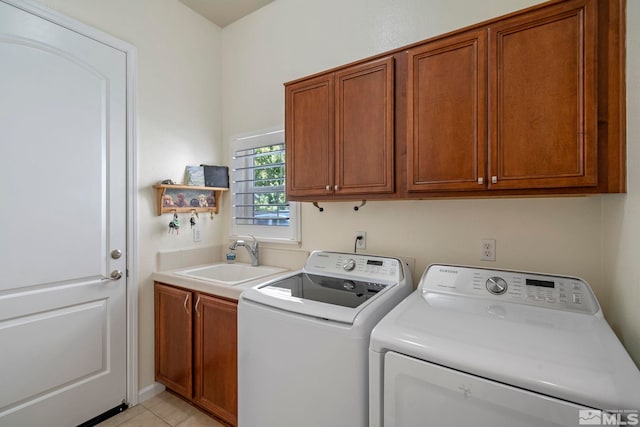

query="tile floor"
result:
[96,391,227,427]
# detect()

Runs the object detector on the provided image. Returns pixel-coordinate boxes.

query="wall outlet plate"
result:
[356,231,366,249]
[480,238,496,261]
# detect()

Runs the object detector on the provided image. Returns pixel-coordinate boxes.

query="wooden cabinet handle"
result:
[183,294,189,314]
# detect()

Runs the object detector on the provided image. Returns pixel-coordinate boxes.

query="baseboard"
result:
[137,382,165,403]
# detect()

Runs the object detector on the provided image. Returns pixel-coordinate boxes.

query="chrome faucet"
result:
[229,234,260,266]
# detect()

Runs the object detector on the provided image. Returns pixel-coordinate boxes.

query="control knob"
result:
[343,258,356,271]
[486,276,508,295]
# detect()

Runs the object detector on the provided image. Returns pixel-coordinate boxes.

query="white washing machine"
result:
[370,264,640,427]
[238,251,412,427]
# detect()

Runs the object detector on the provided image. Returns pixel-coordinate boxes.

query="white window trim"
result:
[230,127,300,244]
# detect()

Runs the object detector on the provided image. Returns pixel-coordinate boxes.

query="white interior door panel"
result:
[0,1,127,425]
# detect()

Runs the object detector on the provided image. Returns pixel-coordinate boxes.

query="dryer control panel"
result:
[421,265,599,314]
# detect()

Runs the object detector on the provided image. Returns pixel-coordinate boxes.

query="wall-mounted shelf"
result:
[154,184,228,216]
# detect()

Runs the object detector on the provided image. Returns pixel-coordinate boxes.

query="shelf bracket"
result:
[353,200,367,211]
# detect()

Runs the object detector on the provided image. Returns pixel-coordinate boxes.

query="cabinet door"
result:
[154,283,193,399]
[335,56,395,194]
[488,0,597,189]
[193,293,238,426]
[407,30,487,192]
[285,74,334,197]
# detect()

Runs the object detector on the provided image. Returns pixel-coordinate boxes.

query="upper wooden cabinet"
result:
[487,0,597,190]
[285,0,624,200]
[285,73,334,198]
[286,56,395,199]
[407,29,487,192]
[408,0,603,193]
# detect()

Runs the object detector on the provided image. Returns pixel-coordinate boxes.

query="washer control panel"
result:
[421,265,599,314]
[305,251,403,284]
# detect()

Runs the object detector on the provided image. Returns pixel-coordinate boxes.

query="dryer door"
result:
[383,352,600,427]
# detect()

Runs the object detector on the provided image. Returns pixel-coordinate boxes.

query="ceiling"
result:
[178,0,274,28]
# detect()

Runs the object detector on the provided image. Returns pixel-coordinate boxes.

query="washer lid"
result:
[242,272,392,324]
[370,290,640,411]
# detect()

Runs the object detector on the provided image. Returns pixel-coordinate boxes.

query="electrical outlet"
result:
[193,226,201,243]
[355,231,367,249]
[480,238,496,261]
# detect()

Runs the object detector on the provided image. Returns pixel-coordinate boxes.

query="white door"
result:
[383,352,595,427]
[0,2,128,426]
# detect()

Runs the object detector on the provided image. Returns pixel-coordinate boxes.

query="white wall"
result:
[602,0,640,365]
[222,0,639,366]
[34,0,224,390]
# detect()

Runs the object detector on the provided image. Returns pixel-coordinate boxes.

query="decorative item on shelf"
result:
[312,201,324,212]
[200,165,229,188]
[353,200,367,211]
[184,166,205,186]
[189,211,197,228]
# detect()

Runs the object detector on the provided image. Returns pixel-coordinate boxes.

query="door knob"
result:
[111,249,122,259]
[101,270,123,281]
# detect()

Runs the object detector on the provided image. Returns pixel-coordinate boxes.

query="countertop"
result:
[152,263,291,301]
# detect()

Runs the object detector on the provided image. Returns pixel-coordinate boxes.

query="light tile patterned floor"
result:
[97,391,227,427]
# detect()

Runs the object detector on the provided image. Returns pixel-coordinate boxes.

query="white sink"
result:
[174,263,287,286]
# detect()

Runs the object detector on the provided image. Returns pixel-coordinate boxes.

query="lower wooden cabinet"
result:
[154,283,192,399]
[194,293,238,425]
[154,282,238,426]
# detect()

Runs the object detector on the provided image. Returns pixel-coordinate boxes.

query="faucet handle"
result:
[248,234,258,248]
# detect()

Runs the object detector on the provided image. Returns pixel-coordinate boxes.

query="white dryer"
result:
[370,264,640,427]
[238,251,412,427]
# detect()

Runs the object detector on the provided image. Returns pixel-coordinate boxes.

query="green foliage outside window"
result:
[253,144,288,223]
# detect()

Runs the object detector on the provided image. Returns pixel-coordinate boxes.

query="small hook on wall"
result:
[353,200,366,211]
[312,202,324,212]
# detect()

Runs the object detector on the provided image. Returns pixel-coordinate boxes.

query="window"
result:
[231,128,300,242]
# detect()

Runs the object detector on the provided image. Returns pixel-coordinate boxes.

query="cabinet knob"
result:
[334,184,339,191]
[491,176,498,184]
[325,185,331,191]
[478,177,484,185]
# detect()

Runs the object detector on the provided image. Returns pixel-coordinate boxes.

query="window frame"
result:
[230,128,300,244]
